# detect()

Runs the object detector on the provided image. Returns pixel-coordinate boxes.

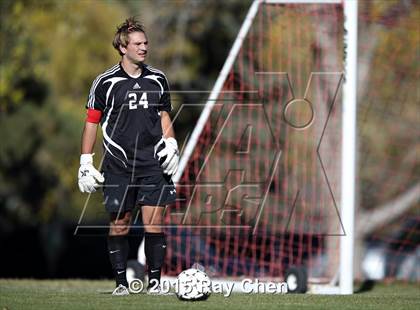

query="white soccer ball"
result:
[176,268,211,301]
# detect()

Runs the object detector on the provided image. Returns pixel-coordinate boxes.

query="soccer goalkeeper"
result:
[77,17,178,296]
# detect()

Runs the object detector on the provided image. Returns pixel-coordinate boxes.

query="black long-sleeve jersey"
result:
[86,63,172,177]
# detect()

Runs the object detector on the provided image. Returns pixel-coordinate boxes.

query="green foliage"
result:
[0,0,48,110]
[0,0,127,228]
[124,0,251,88]
[358,1,420,208]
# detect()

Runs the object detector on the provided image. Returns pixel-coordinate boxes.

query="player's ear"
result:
[119,44,127,55]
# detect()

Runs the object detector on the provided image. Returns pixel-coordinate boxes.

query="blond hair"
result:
[112,17,145,56]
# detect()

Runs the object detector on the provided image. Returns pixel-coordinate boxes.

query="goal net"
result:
[163,0,419,291]
[166,0,346,288]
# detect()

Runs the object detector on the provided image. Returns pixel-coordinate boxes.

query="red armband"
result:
[86,108,102,124]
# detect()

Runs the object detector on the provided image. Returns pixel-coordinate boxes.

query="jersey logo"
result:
[133,82,141,89]
[128,92,148,109]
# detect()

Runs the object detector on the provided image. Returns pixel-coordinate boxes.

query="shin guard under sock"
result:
[145,232,166,288]
[107,235,129,287]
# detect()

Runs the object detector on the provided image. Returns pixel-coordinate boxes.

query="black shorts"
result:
[102,172,176,213]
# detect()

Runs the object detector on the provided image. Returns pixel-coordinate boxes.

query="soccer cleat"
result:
[112,284,130,296]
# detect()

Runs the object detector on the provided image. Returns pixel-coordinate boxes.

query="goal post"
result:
[340,0,358,295]
[173,0,262,183]
[171,0,358,295]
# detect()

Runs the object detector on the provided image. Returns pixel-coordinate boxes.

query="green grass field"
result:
[0,279,419,310]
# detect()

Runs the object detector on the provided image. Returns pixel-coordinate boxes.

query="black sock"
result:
[145,232,166,288]
[108,236,129,287]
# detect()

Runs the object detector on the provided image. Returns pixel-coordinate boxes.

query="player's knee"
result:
[142,209,163,226]
[144,225,162,233]
[110,226,129,235]
[110,219,130,235]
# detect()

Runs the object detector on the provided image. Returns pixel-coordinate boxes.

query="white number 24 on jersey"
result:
[128,92,148,109]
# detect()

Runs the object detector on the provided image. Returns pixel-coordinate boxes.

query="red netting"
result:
[164,1,419,282]
[356,1,419,282]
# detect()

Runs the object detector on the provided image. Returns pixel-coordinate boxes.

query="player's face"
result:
[123,31,148,64]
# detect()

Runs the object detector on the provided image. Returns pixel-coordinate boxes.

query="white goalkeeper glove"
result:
[156,137,179,176]
[78,153,104,193]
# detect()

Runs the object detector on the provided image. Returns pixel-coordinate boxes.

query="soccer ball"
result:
[176,268,211,301]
